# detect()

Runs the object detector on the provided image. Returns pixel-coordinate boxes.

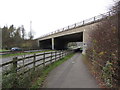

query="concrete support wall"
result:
[82,24,97,54]
[39,39,52,49]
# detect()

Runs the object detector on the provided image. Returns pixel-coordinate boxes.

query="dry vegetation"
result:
[85,2,119,88]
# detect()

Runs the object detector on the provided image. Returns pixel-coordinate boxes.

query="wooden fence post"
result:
[62,51,63,58]
[94,17,96,21]
[64,51,66,56]
[59,51,61,59]
[66,51,68,55]
[58,51,60,59]
[65,51,66,56]
[50,52,52,64]
[33,53,36,70]
[23,55,25,67]
[61,51,62,58]
[22,55,25,75]
[55,51,56,61]
[43,52,45,67]
[63,51,64,57]
[61,51,62,59]
[109,11,111,16]
[12,57,17,88]
[13,57,17,73]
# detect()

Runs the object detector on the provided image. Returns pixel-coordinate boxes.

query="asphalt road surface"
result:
[43,53,99,88]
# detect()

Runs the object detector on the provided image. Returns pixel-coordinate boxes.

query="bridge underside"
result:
[39,32,83,50]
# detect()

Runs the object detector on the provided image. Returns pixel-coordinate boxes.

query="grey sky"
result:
[0,0,115,39]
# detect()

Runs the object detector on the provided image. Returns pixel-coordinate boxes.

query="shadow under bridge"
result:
[39,32,83,50]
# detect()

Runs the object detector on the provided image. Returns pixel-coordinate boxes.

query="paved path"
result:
[43,53,99,88]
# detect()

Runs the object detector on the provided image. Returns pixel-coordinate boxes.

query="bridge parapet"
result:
[38,8,117,50]
[39,10,114,39]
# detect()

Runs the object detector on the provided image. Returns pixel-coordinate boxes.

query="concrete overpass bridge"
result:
[37,11,112,51]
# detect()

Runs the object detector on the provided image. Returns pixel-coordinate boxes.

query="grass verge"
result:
[1,50,55,58]
[0,49,10,52]
[30,53,75,88]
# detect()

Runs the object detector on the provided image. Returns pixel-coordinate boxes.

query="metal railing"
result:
[39,9,116,38]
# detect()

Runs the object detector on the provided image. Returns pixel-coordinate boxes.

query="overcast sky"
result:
[0,0,115,39]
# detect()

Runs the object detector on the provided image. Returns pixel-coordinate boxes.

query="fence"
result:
[1,50,73,88]
[40,9,117,38]
[1,50,73,87]
[0,49,47,55]
[1,51,72,76]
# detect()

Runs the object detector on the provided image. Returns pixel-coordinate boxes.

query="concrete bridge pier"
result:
[38,32,83,50]
[52,38,54,50]
[82,30,86,54]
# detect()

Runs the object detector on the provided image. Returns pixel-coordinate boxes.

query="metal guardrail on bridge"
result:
[40,9,117,38]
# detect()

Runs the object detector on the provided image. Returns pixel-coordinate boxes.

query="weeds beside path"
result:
[2,52,74,88]
[31,53,74,88]
[82,54,107,88]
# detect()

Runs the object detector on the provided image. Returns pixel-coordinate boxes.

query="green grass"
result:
[31,53,74,88]
[2,52,74,88]
[1,50,55,58]
[0,49,10,52]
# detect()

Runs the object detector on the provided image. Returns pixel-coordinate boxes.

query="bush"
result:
[86,9,119,87]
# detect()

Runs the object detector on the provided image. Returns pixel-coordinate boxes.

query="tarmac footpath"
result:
[43,53,99,88]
